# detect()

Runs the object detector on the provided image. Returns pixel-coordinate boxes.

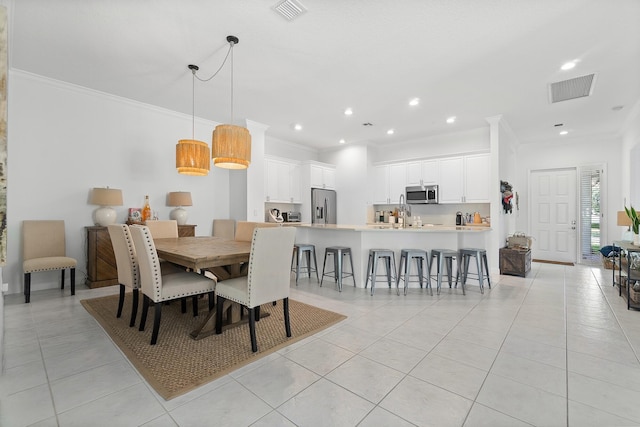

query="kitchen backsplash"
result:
[369,202,490,225]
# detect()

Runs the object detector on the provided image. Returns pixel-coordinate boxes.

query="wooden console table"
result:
[85,224,196,288]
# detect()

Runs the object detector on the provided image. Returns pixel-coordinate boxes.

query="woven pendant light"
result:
[211,36,251,170]
[176,65,210,176]
[176,139,210,175]
[212,124,251,169]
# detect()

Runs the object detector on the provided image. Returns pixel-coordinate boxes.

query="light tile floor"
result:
[2,262,640,426]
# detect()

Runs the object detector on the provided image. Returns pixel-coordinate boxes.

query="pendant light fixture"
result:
[211,36,251,169]
[176,64,210,176]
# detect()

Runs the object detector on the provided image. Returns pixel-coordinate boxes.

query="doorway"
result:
[529,168,577,264]
[579,165,605,264]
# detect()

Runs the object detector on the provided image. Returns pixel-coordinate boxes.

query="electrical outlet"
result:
[1,283,8,292]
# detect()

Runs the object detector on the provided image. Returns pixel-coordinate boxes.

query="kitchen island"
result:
[293,223,491,290]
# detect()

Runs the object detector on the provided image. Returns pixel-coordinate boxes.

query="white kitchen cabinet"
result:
[463,153,490,202]
[373,163,407,204]
[438,153,490,203]
[265,157,301,203]
[310,164,336,190]
[438,157,465,203]
[388,163,407,204]
[407,160,439,186]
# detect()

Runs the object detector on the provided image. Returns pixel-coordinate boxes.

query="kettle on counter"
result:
[473,212,482,224]
[456,211,463,225]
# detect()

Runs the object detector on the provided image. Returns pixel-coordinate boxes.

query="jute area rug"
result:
[81,294,346,400]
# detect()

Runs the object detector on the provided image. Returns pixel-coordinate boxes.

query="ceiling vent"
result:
[549,73,596,103]
[273,0,307,21]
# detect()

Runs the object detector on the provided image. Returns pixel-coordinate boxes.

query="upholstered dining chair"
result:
[129,225,216,345]
[215,226,297,352]
[107,224,140,327]
[144,220,178,238]
[22,220,77,303]
[212,219,236,239]
[234,221,278,242]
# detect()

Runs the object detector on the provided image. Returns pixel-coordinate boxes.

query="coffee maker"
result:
[456,211,463,225]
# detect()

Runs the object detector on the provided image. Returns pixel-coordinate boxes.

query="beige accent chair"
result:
[22,220,77,303]
[212,219,236,239]
[130,225,216,345]
[144,220,178,238]
[234,221,278,242]
[215,226,296,352]
[107,224,140,327]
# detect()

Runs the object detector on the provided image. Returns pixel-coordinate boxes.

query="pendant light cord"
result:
[191,68,196,139]
[192,43,233,83]
[230,43,234,125]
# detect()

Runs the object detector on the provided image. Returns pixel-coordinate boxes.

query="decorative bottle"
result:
[142,195,152,222]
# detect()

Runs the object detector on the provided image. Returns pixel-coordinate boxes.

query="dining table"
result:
[153,236,254,340]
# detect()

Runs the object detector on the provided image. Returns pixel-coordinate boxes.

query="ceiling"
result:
[7,0,640,150]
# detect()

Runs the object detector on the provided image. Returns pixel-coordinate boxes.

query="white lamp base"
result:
[94,206,117,226]
[170,207,188,225]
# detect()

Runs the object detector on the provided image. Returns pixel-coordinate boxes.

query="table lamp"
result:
[167,191,192,225]
[618,210,633,241]
[90,187,123,226]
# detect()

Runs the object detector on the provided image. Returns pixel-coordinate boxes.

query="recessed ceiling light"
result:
[446,116,456,124]
[339,139,346,144]
[561,61,576,71]
[344,108,353,116]
[387,129,394,135]
[409,98,420,106]
[294,124,302,131]
[559,130,569,136]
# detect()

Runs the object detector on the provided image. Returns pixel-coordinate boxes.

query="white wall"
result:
[266,136,319,162]
[516,135,623,247]
[320,144,369,225]
[369,127,490,163]
[5,71,239,294]
[621,101,640,207]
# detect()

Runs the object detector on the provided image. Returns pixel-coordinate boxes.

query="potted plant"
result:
[625,205,640,245]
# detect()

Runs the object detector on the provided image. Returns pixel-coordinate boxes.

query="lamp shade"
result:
[618,211,633,227]
[176,139,210,176]
[212,124,251,169]
[90,188,123,206]
[167,191,193,207]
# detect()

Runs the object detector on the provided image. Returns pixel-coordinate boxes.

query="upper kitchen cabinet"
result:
[309,163,336,189]
[373,163,407,204]
[438,153,490,203]
[265,157,301,203]
[407,160,439,186]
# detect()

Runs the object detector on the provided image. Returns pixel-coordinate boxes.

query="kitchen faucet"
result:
[398,193,410,228]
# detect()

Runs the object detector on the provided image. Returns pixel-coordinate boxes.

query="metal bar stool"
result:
[291,243,319,285]
[397,249,432,296]
[320,246,356,292]
[429,249,463,295]
[365,249,397,296]
[458,248,491,294]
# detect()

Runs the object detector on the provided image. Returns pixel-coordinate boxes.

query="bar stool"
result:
[291,243,319,285]
[397,249,432,296]
[458,248,491,294]
[320,246,355,292]
[429,249,463,295]
[365,249,397,296]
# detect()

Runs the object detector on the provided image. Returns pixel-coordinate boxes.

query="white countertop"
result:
[293,223,491,232]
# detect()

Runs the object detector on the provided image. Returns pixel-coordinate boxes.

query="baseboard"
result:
[533,259,574,266]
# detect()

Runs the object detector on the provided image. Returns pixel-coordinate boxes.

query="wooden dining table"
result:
[153,236,253,340]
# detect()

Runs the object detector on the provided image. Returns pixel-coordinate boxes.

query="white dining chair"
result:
[144,220,178,238]
[215,226,297,352]
[108,224,140,327]
[130,225,216,345]
[212,219,236,239]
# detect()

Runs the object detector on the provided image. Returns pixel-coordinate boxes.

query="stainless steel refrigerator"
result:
[311,188,337,224]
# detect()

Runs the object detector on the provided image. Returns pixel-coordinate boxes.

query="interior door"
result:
[530,168,577,264]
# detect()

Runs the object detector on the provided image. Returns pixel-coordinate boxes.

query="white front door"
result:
[530,168,577,264]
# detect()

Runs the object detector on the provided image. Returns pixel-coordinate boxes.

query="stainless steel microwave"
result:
[406,185,439,204]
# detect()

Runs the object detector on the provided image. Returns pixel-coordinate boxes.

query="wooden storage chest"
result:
[499,247,531,277]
